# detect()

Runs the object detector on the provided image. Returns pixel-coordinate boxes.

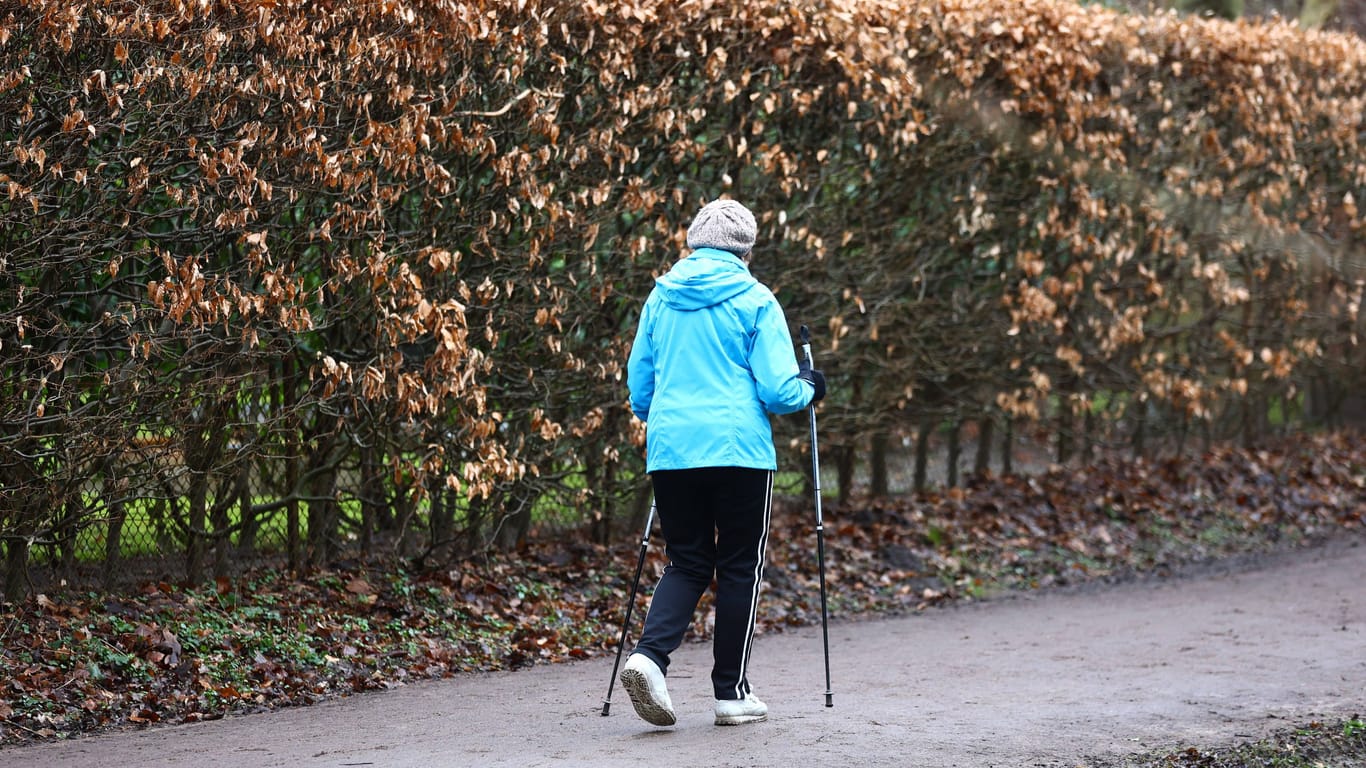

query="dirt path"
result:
[7,536,1364,768]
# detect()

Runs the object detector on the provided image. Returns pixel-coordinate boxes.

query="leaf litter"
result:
[1,432,1361,746]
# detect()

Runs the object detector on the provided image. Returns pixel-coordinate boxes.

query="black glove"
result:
[797,362,826,402]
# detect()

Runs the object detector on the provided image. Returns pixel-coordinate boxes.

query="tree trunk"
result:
[870,433,889,497]
[184,398,230,583]
[186,473,210,583]
[497,499,533,552]
[286,469,301,570]
[584,459,606,547]
[945,420,962,488]
[56,500,79,587]
[973,415,994,478]
[800,438,816,500]
[304,412,340,567]
[913,414,933,494]
[835,443,855,506]
[394,484,420,558]
[238,460,261,555]
[280,357,302,571]
[1001,418,1015,476]
[427,481,448,561]
[212,466,249,578]
[359,443,383,555]
[3,538,30,602]
[1055,395,1075,465]
[102,473,127,589]
[460,490,485,556]
[306,467,338,567]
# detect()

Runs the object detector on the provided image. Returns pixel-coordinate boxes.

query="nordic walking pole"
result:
[601,498,656,716]
[800,325,834,708]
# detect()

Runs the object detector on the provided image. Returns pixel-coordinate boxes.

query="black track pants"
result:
[632,467,773,701]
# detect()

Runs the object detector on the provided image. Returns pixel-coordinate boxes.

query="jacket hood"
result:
[654,248,756,310]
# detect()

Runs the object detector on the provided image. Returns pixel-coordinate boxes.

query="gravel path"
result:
[7,536,1364,768]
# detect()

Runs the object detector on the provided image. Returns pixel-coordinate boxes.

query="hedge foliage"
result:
[1,0,1362,596]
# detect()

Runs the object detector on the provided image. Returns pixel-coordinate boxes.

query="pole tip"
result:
[824,693,834,708]
[601,702,612,716]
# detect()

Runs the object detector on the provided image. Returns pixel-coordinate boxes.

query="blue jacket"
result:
[627,248,814,472]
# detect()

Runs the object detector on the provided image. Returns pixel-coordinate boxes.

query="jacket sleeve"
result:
[748,295,814,416]
[627,297,656,421]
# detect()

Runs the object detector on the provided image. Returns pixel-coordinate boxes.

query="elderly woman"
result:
[621,199,826,727]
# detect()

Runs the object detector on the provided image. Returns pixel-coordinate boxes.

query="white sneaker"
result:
[714,692,768,725]
[620,654,676,726]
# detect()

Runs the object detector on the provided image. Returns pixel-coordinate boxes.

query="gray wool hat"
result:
[686,199,757,255]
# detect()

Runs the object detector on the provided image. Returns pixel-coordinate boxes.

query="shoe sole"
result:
[715,713,768,726]
[620,668,677,727]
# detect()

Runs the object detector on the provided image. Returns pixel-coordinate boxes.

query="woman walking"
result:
[622,199,826,727]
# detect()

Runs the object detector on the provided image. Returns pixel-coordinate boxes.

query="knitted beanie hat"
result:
[686,199,757,255]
